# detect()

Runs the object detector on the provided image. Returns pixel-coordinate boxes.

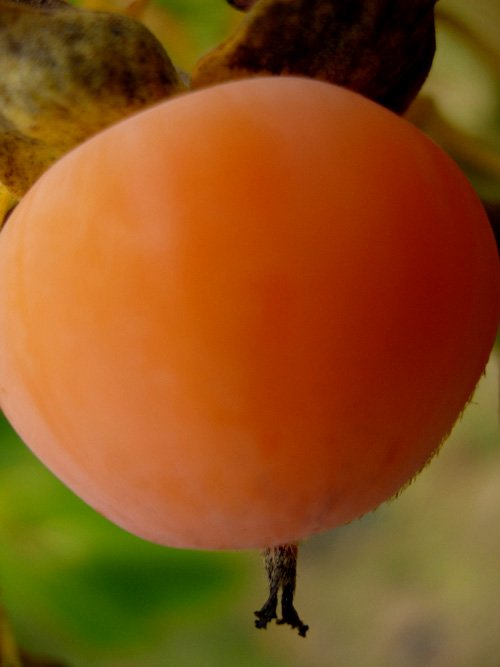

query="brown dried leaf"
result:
[0,0,186,199]
[226,0,256,10]
[191,0,437,114]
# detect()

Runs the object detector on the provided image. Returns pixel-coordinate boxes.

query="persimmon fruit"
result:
[0,77,498,551]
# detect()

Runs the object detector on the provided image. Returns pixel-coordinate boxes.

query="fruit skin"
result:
[0,77,498,550]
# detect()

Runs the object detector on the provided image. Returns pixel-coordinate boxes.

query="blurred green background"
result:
[1,0,500,665]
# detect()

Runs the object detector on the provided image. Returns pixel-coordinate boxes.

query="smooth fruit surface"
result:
[0,77,498,550]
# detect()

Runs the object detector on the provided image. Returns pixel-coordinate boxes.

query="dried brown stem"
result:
[254,543,308,637]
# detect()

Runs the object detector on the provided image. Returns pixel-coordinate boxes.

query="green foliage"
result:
[151,0,240,70]
[0,415,245,665]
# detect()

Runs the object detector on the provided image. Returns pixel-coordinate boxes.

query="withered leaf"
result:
[226,0,257,10]
[0,0,186,199]
[192,0,437,115]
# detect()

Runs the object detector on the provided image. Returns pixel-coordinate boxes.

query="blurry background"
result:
[1,0,499,665]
